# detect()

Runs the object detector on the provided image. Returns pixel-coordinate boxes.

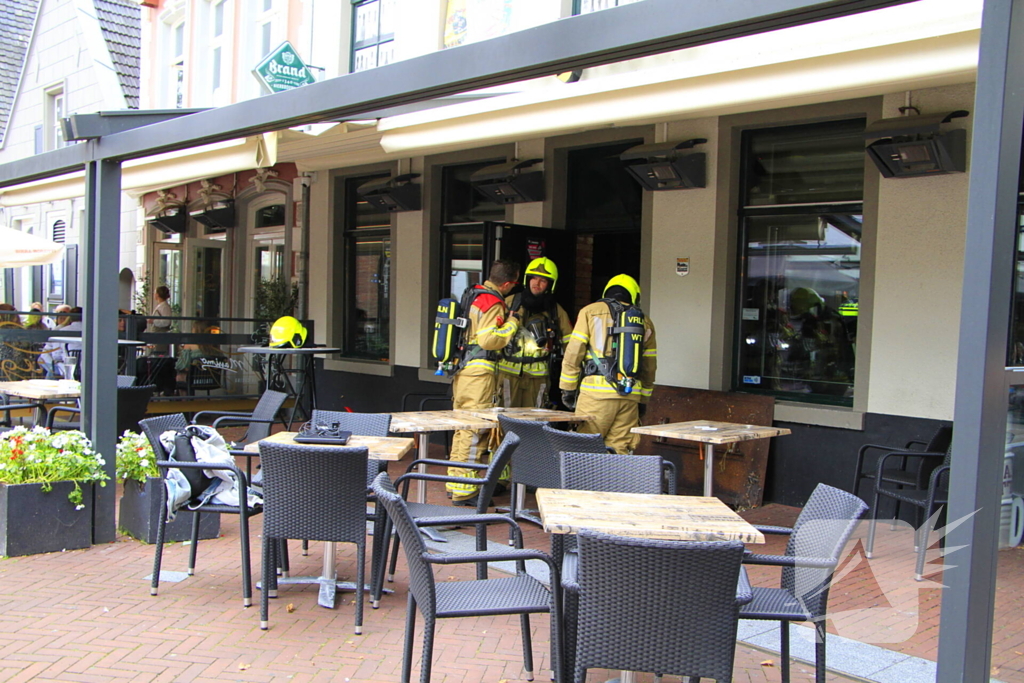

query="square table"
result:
[0,379,81,423]
[631,420,790,498]
[246,431,414,609]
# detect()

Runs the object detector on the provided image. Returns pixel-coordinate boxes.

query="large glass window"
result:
[341,175,391,361]
[735,119,866,405]
[574,0,644,14]
[439,161,505,299]
[1007,147,1024,365]
[351,0,395,73]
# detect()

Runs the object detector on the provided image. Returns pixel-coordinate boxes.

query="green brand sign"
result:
[253,41,316,93]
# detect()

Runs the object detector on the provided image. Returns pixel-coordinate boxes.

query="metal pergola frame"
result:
[0,1,1018,680]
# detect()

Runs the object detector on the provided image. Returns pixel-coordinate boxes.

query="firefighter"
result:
[447,259,521,505]
[559,274,657,454]
[498,257,574,408]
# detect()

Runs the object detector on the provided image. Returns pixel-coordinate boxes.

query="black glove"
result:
[637,403,647,420]
[561,390,578,410]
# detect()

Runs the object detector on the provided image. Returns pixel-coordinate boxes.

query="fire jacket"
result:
[458,280,519,375]
[559,299,657,402]
[498,296,573,378]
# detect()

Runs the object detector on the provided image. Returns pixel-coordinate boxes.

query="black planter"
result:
[0,481,93,557]
[118,478,220,544]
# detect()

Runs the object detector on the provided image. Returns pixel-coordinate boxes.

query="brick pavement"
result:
[2,438,1019,682]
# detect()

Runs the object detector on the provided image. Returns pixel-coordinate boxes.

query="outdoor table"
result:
[237,346,340,427]
[0,379,81,423]
[246,431,414,609]
[631,420,790,497]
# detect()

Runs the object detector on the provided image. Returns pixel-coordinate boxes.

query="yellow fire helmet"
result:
[602,274,641,306]
[269,315,307,348]
[524,257,559,292]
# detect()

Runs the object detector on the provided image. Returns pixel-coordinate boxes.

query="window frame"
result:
[732,117,868,408]
[350,0,395,73]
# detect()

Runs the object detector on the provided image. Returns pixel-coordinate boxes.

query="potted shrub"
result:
[0,426,108,556]
[116,430,219,544]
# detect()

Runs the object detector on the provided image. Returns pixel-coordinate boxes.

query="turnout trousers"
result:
[447,369,498,500]
[575,392,640,454]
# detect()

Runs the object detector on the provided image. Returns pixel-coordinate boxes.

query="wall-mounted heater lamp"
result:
[190,199,236,229]
[470,159,545,203]
[146,204,187,235]
[357,173,421,212]
[620,138,708,191]
[864,110,969,178]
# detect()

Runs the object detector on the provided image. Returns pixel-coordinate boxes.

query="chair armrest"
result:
[192,410,254,424]
[929,465,952,489]
[905,439,928,449]
[155,459,251,488]
[752,525,793,536]
[875,449,946,480]
[743,552,836,569]
[736,566,753,606]
[210,416,274,430]
[426,547,555,568]
[402,457,487,473]
[395,472,486,488]
[46,405,81,427]
[661,460,677,495]
[417,512,525,547]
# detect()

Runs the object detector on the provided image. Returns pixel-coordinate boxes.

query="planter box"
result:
[119,478,220,544]
[0,481,93,557]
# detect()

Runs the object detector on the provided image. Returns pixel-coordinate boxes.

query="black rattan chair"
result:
[372,469,562,683]
[865,442,952,580]
[572,530,748,683]
[385,432,519,587]
[47,385,156,433]
[193,389,288,447]
[557,451,668,680]
[740,483,868,683]
[308,409,393,606]
[0,393,45,427]
[140,413,261,608]
[851,425,952,504]
[117,374,137,388]
[258,442,370,634]
[496,415,562,527]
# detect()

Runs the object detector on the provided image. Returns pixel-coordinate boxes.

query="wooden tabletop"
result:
[631,420,790,445]
[536,488,765,544]
[465,407,594,423]
[0,379,81,400]
[245,431,414,461]
[388,410,495,433]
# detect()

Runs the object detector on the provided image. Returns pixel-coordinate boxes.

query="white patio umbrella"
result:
[0,226,64,267]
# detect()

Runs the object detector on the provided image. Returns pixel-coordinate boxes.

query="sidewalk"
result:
[0,448,1020,682]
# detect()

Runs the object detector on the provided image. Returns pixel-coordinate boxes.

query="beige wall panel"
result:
[648,117,719,390]
[867,83,974,420]
[307,173,331,345]
[393,157,426,367]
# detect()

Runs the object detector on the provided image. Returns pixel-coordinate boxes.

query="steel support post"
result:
[82,159,122,545]
[939,0,1024,680]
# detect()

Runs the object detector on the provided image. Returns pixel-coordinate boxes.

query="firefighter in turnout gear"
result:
[498,257,573,408]
[447,259,521,504]
[559,274,657,454]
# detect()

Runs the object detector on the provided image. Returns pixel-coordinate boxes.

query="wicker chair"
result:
[372,469,562,683]
[192,389,288,448]
[258,442,370,634]
[385,432,519,586]
[557,451,667,680]
[47,385,156,433]
[572,530,748,683]
[117,374,137,388]
[740,483,868,683]
[308,409,393,606]
[866,442,952,580]
[496,415,562,527]
[851,425,953,513]
[140,414,262,608]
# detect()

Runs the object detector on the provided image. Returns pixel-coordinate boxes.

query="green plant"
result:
[254,277,299,322]
[0,427,109,507]
[133,275,150,313]
[115,430,158,484]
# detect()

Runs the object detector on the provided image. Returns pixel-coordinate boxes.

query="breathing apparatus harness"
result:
[582,298,646,395]
[432,284,505,376]
[500,290,561,367]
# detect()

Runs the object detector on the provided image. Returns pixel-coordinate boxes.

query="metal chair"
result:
[385,432,519,587]
[740,483,868,683]
[140,414,262,608]
[865,442,953,580]
[47,385,156,434]
[371,468,562,683]
[572,529,748,683]
[557,451,668,681]
[308,409,393,606]
[258,442,370,634]
[851,425,953,510]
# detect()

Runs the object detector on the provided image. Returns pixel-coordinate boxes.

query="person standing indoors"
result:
[498,257,574,408]
[147,285,173,355]
[559,274,657,454]
[447,259,521,505]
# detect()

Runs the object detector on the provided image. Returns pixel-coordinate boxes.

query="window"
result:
[574,0,645,14]
[440,161,505,299]
[340,175,391,361]
[207,0,228,99]
[44,87,66,151]
[172,20,186,107]
[734,119,866,406]
[351,0,395,72]
[48,219,66,299]
[1007,147,1024,365]
[256,0,277,60]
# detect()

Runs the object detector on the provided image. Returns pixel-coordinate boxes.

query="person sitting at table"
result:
[0,304,39,381]
[38,306,82,379]
[175,320,226,392]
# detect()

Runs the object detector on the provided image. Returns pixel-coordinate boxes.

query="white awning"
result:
[0,133,277,207]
